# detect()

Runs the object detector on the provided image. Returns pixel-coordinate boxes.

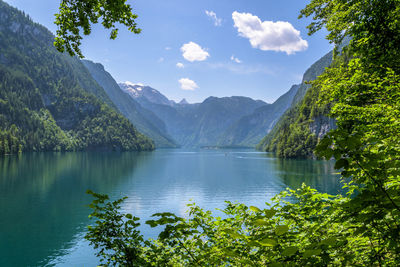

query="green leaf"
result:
[253,219,269,226]
[258,238,277,247]
[335,158,349,169]
[275,225,289,236]
[282,246,298,256]
[264,209,277,219]
[231,232,243,239]
[321,237,336,246]
[224,229,243,239]
[249,206,261,212]
[145,220,158,227]
[222,249,238,257]
[303,249,322,258]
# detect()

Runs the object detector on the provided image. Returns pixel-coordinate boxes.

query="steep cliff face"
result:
[309,116,336,140]
[257,51,336,158]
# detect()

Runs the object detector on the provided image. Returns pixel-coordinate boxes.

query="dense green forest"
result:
[0,1,154,154]
[84,0,400,265]
[257,51,334,158]
[82,60,178,148]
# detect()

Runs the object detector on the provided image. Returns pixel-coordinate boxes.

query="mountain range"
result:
[118,81,299,148]
[82,53,330,149]
[0,0,335,155]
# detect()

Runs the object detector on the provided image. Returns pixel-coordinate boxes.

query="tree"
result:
[54,0,141,58]
[85,0,400,265]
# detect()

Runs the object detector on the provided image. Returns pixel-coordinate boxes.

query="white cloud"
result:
[158,57,165,63]
[230,55,242,63]
[179,78,199,91]
[176,62,185,68]
[207,62,275,75]
[181,42,210,62]
[165,47,172,50]
[232,11,308,55]
[205,10,222,26]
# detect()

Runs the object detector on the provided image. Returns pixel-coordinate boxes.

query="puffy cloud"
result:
[181,42,210,62]
[230,55,242,63]
[205,10,222,26]
[176,62,185,68]
[232,11,308,55]
[179,78,198,91]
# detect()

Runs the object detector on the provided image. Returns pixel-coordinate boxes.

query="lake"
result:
[0,149,341,266]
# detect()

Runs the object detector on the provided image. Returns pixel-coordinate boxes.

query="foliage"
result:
[86,183,399,266]
[257,51,334,158]
[85,190,147,266]
[54,0,141,58]
[0,126,22,155]
[305,0,400,264]
[86,0,400,265]
[299,0,400,67]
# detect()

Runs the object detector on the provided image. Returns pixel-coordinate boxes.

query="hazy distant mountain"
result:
[119,83,269,147]
[82,61,178,148]
[184,96,267,147]
[218,84,300,147]
[179,98,189,105]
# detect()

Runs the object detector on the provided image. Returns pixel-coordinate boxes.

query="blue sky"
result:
[5,0,332,103]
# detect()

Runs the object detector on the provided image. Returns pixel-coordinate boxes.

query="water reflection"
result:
[0,152,151,267]
[271,157,341,194]
[0,150,341,266]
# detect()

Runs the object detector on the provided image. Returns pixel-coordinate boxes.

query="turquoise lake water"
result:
[0,149,341,266]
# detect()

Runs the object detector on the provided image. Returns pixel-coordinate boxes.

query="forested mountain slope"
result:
[82,60,177,148]
[218,84,300,147]
[183,96,267,147]
[0,1,154,154]
[257,51,334,157]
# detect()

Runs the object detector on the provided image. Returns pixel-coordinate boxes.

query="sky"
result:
[4,0,332,104]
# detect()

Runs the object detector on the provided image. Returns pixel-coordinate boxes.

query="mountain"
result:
[119,82,175,106]
[119,83,269,147]
[257,51,335,158]
[179,98,189,105]
[81,60,178,148]
[181,96,267,147]
[218,84,300,147]
[0,0,154,154]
